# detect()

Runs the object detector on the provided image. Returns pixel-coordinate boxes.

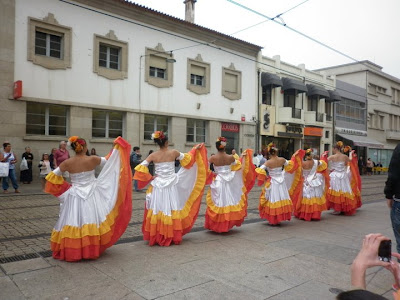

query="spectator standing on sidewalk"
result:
[366,158,374,176]
[20,147,33,184]
[54,141,70,167]
[358,155,364,175]
[130,146,142,192]
[385,142,400,254]
[1,142,19,193]
[38,153,52,192]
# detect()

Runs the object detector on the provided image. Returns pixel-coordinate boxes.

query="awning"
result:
[282,77,308,93]
[261,72,282,87]
[306,84,330,98]
[337,133,384,149]
[327,90,342,102]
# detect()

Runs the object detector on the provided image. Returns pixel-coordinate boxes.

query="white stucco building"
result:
[0,0,262,174]
[317,61,400,167]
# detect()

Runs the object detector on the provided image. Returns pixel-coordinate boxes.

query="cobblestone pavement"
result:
[0,174,388,261]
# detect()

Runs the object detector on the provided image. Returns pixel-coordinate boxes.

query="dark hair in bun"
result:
[215,137,227,152]
[152,131,168,148]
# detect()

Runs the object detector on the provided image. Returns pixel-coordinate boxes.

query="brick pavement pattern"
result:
[0,175,388,261]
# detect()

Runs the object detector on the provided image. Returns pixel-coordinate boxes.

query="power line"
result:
[227,0,359,63]
[229,0,310,35]
[58,0,396,108]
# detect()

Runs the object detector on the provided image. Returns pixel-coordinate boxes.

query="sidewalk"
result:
[0,200,394,300]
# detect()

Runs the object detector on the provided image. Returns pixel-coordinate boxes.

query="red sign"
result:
[221,122,239,133]
[13,80,22,99]
[304,127,323,136]
[241,115,245,122]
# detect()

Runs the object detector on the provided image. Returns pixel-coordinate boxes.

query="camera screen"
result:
[378,240,391,262]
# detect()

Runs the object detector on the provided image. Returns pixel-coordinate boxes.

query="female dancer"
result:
[343,146,362,209]
[133,131,208,246]
[324,141,357,215]
[293,149,329,221]
[204,137,255,233]
[256,143,300,225]
[45,136,132,261]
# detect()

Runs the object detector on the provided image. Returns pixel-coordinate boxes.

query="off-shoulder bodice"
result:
[70,170,96,186]
[330,161,347,172]
[154,162,176,177]
[214,165,235,182]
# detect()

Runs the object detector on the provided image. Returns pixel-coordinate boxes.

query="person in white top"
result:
[39,153,52,192]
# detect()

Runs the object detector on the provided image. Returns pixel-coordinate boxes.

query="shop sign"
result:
[259,104,275,136]
[304,127,323,136]
[221,122,239,132]
[286,125,303,134]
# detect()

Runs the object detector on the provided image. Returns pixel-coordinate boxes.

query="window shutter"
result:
[191,65,205,76]
[149,55,167,69]
[224,73,237,93]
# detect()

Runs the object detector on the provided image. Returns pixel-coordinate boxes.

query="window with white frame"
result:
[187,56,210,95]
[35,31,62,59]
[144,115,169,140]
[186,119,206,143]
[99,44,120,70]
[145,44,174,88]
[92,110,124,138]
[93,31,128,80]
[26,103,68,136]
[149,66,166,79]
[28,14,72,69]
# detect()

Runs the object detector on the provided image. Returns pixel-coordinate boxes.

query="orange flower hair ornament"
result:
[336,141,344,149]
[217,137,227,149]
[343,145,352,153]
[267,142,275,153]
[67,136,86,152]
[306,148,312,155]
[151,131,165,141]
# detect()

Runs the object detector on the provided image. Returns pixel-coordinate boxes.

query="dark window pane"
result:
[108,129,122,138]
[186,135,194,142]
[26,125,45,135]
[99,45,107,54]
[149,67,155,77]
[50,49,61,58]
[99,59,107,67]
[109,62,118,70]
[92,128,106,138]
[35,46,46,56]
[49,125,66,136]
[187,127,194,135]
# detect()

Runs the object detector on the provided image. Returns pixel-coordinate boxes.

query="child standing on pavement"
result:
[39,153,51,192]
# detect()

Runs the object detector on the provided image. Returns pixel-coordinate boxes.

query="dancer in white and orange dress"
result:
[292,149,329,221]
[45,136,132,262]
[343,146,362,209]
[256,143,301,225]
[133,131,208,246]
[204,137,255,233]
[323,141,358,215]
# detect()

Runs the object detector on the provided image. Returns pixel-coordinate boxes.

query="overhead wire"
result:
[58,0,396,108]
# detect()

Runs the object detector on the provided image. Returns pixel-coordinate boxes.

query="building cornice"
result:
[67,0,262,57]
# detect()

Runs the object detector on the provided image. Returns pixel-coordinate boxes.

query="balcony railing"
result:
[316,112,324,122]
[292,108,302,119]
[326,115,332,121]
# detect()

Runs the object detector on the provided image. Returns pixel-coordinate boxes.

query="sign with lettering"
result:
[304,127,323,136]
[286,125,303,134]
[221,122,239,133]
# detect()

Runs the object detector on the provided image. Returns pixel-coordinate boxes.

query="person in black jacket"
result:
[385,142,400,254]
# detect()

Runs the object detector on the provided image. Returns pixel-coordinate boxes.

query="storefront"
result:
[304,127,323,157]
[221,122,239,154]
[260,124,303,159]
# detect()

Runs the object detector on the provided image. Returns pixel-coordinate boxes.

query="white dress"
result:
[135,147,208,246]
[205,150,255,232]
[294,159,328,221]
[258,165,293,225]
[46,138,132,261]
[327,161,357,215]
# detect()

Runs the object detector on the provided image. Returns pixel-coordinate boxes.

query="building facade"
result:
[317,61,400,167]
[258,55,337,158]
[0,0,262,176]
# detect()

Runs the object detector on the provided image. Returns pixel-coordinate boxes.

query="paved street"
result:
[0,174,395,300]
[0,174,388,261]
